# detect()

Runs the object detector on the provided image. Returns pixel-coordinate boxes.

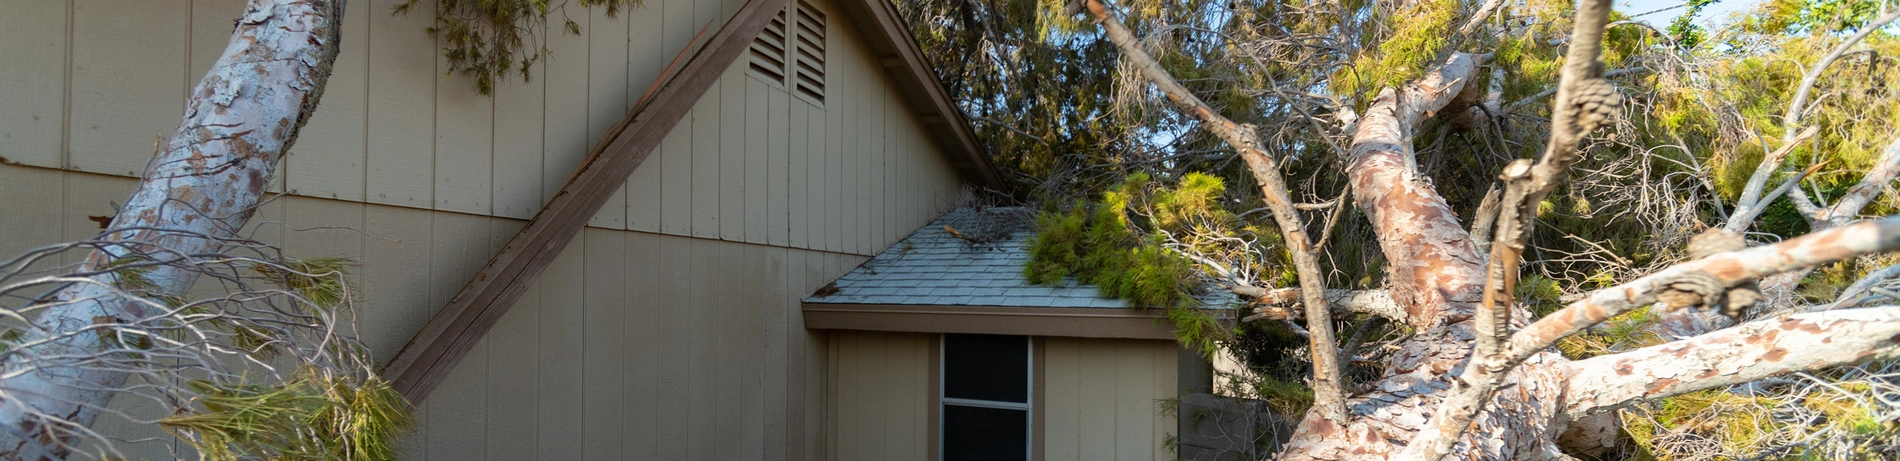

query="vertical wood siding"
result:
[0,163,877,460]
[1041,338,1181,461]
[824,335,1181,461]
[1,0,972,458]
[828,331,934,461]
[6,0,964,258]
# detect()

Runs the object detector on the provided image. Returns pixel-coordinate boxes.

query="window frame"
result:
[936,334,1037,461]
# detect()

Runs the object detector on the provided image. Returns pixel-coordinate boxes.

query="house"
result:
[0,0,1210,460]
[803,207,1227,460]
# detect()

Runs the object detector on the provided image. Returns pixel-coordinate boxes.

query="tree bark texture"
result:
[1562,306,1900,419]
[1076,0,1900,458]
[0,0,343,456]
[1082,0,1351,422]
[1275,53,1581,461]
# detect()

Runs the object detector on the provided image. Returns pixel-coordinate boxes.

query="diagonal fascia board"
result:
[381,0,791,402]
[838,0,1002,187]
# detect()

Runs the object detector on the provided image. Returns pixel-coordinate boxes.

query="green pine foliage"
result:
[1024,172,1245,356]
[162,368,413,461]
[1331,0,1462,102]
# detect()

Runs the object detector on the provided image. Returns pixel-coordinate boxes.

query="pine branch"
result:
[1561,305,1900,418]
[1081,0,1350,423]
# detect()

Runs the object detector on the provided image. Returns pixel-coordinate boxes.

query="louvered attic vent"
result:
[748,9,788,85]
[792,0,826,104]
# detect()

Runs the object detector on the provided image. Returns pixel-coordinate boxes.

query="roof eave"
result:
[834,0,1003,189]
[803,302,1239,340]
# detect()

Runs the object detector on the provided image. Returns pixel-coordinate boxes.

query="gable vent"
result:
[792,0,826,104]
[748,9,789,85]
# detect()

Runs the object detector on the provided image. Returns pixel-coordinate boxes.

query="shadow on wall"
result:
[1175,393,1300,461]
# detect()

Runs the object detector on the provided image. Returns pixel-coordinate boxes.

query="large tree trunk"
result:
[1078,1,1900,459]
[1272,53,1579,461]
[0,0,344,456]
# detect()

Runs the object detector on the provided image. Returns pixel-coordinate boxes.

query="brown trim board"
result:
[926,334,942,461]
[381,0,791,402]
[802,303,1234,340]
[1031,336,1046,461]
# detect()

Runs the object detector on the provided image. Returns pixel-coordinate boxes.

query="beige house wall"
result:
[826,331,935,461]
[0,164,894,460]
[825,332,1182,461]
[1040,337,1179,461]
[0,0,964,257]
[0,0,969,458]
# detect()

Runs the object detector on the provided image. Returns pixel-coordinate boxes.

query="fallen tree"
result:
[1073,0,1900,458]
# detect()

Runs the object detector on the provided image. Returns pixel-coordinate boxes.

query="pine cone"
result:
[1569,78,1622,134]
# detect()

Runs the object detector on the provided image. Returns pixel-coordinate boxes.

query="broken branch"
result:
[1561,305,1900,418]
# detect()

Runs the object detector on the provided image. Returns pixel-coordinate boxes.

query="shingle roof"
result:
[804,207,1237,309]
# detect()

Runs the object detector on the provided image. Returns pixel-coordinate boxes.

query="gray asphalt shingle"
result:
[804,207,1236,310]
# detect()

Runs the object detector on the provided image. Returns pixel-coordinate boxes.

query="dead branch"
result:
[1408,215,1900,459]
[1832,262,1900,309]
[1454,0,1508,40]
[1561,305,1900,418]
[1732,11,1900,225]
[967,115,1048,143]
[1818,132,1900,228]
[1469,184,1501,254]
[1235,288,1406,323]
[1723,126,1820,231]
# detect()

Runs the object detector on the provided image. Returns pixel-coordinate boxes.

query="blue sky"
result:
[1614,0,1761,27]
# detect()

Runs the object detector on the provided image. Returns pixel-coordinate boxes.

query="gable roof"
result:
[803,207,1237,340]
[833,0,1001,188]
[387,0,1003,402]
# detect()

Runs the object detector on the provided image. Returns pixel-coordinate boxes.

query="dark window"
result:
[944,334,1029,403]
[942,405,1028,461]
[941,334,1030,461]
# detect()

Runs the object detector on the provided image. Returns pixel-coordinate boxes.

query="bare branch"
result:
[1818,132,1900,228]
[1831,262,1900,309]
[1235,288,1406,323]
[1723,126,1820,231]
[967,115,1048,143]
[1406,214,1900,461]
[1727,152,1824,231]
[1082,0,1350,422]
[1344,52,1486,326]
[1732,11,1900,221]
[1469,184,1501,255]
[1455,0,1509,40]
[1561,305,1900,418]
[1503,67,1646,113]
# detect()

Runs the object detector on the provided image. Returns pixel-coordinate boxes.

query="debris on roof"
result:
[805,207,1237,309]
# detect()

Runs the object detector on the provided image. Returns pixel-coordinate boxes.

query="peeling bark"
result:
[1511,216,1900,364]
[1563,306,1900,418]
[1342,53,1487,330]
[1243,289,1409,324]
[0,0,344,456]
[1078,1,1900,459]
[1273,52,1580,461]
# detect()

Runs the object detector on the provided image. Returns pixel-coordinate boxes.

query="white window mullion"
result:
[942,397,1031,411]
